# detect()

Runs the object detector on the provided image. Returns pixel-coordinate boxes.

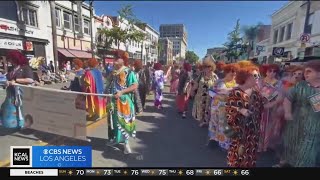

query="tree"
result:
[242,22,263,59]
[157,41,164,59]
[212,53,220,61]
[223,19,246,62]
[98,5,145,53]
[185,51,199,64]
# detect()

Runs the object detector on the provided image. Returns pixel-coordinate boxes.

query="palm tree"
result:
[242,23,263,59]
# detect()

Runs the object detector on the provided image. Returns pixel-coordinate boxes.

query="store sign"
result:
[256,45,265,56]
[0,38,23,50]
[272,47,285,56]
[24,41,33,51]
[0,24,34,35]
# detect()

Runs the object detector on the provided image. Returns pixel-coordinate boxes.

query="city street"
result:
[0,84,276,167]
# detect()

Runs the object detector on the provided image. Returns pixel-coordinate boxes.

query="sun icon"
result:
[178,170,183,176]
[68,170,73,175]
[233,170,238,175]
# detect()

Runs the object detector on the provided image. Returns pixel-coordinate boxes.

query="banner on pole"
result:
[21,86,87,141]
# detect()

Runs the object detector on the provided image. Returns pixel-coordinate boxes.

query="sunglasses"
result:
[253,73,260,80]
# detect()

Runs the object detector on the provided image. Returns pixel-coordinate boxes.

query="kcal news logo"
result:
[11,146,92,168]
[10,146,33,167]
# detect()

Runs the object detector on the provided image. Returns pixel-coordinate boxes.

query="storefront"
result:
[57,48,99,69]
[0,20,49,63]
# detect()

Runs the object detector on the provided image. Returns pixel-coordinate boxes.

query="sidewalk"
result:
[0,82,70,167]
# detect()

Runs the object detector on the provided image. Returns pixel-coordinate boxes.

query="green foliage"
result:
[185,51,199,64]
[241,23,263,57]
[99,4,145,50]
[223,19,246,61]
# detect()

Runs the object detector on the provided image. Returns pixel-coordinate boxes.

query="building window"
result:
[55,9,61,27]
[63,12,72,30]
[97,33,102,44]
[74,16,80,32]
[279,26,285,42]
[22,7,38,27]
[286,23,292,40]
[306,13,314,34]
[273,29,278,44]
[84,20,91,35]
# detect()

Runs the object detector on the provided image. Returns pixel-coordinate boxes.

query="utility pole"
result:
[49,1,59,73]
[89,0,95,58]
[299,0,311,60]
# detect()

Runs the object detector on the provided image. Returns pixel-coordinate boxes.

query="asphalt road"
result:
[0,83,277,167]
[59,87,277,167]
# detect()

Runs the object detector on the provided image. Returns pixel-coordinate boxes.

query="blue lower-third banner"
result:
[32,146,92,167]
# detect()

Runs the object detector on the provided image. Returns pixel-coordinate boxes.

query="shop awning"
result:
[58,48,75,58]
[68,49,92,59]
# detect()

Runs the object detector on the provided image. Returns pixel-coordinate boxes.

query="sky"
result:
[93,1,288,58]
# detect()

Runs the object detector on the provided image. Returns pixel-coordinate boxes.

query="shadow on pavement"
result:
[0,126,19,136]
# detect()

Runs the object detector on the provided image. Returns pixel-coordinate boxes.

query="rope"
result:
[12,82,113,97]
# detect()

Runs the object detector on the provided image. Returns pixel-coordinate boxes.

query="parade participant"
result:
[192,57,218,127]
[208,63,239,149]
[282,60,320,167]
[83,58,106,121]
[225,66,264,167]
[170,61,180,94]
[131,60,143,114]
[68,59,86,110]
[259,64,281,152]
[266,65,304,167]
[0,50,34,129]
[135,60,148,110]
[105,50,138,154]
[64,59,84,92]
[152,62,167,109]
[142,64,151,96]
[190,62,203,99]
[215,61,226,79]
[176,62,192,118]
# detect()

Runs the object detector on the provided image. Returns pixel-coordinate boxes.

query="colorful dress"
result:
[83,68,106,120]
[176,71,192,112]
[192,72,218,123]
[106,67,138,143]
[170,68,180,93]
[259,78,281,152]
[152,70,165,107]
[208,79,237,150]
[225,88,264,167]
[0,66,34,128]
[283,81,320,167]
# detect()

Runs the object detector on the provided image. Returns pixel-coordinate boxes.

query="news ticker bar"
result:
[9,169,250,176]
